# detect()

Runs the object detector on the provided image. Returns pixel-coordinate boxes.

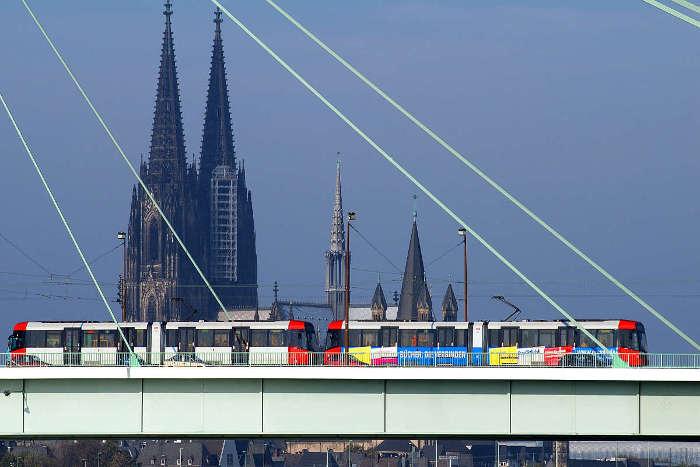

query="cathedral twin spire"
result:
[125,3,258,322]
[148,0,187,184]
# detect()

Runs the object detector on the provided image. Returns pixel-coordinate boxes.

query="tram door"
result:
[63,327,81,365]
[178,327,196,353]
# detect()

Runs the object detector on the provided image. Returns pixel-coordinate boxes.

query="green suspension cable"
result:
[668,0,700,15]
[211,0,613,354]
[0,91,138,366]
[262,0,700,351]
[642,0,700,26]
[20,0,232,322]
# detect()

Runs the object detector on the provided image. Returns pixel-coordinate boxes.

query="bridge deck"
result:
[1,367,699,438]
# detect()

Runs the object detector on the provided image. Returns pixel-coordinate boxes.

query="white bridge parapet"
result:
[1,367,699,438]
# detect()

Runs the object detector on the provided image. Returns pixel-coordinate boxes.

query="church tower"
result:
[397,217,432,321]
[325,162,345,319]
[200,8,257,311]
[124,1,201,322]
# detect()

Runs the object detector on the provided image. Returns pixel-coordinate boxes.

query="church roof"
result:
[441,283,458,313]
[371,282,387,311]
[148,0,187,182]
[397,220,428,321]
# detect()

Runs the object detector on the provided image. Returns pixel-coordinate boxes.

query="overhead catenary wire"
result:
[348,223,401,272]
[262,0,700,351]
[20,0,233,322]
[0,231,52,275]
[0,91,136,361]
[66,242,122,277]
[211,0,611,353]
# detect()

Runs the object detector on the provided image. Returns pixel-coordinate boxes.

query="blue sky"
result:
[0,1,698,351]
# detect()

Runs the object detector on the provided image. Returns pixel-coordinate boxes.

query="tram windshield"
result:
[8,332,25,351]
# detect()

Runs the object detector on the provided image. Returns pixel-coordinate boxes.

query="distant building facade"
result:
[124,3,257,322]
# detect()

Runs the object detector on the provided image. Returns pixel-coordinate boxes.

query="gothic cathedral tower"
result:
[124,1,201,322]
[199,9,258,312]
[125,4,258,321]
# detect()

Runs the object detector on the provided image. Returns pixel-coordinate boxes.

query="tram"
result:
[324,319,648,367]
[7,320,318,366]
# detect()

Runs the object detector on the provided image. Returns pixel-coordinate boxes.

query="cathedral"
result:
[124,3,257,322]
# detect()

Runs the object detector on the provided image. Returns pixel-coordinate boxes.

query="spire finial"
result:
[164,1,173,20]
[214,8,222,37]
[412,194,418,222]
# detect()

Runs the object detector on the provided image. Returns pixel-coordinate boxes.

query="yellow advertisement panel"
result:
[348,346,372,365]
[489,346,518,366]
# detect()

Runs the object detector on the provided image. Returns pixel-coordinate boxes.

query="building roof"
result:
[371,283,388,311]
[441,283,459,317]
[397,220,429,321]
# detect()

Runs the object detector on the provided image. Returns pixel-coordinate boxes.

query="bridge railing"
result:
[2,352,700,369]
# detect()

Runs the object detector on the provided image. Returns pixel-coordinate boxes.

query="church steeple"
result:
[148,0,187,184]
[397,219,430,321]
[200,7,236,184]
[325,160,345,318]
[330,160,345,253]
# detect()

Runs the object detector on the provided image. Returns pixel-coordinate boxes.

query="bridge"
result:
[1,0,699,446]
[1,364,699,438]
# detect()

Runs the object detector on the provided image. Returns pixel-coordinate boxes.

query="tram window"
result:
[288,330,306,348]
[45,331,62,348]
[454,329,469,347]
[558,327,572,346]
[399,330,418,347]
[99,331,116,348]
[197,329,214,347]
[269,330,285,347]
[414,330,434,347]
[327,330,342,348]
[166,330,178,347]
[539,330,556,347]
[251,330,267,347]
[618,330,639,350]
[306,327,317,351]
[82,331,97,347]
[27,330,46,347]
[135,330,146,347]
[437,328,455,347]
[596,329,615,348]
[381,327,398,346]
[487,329,500,347]
[214,330,230,347]
[638,329,648,353]
[363,330,380,347]
[348,330,361,347]
[578,330,595,348]
[502,328,518,347]
[520,330,538,348]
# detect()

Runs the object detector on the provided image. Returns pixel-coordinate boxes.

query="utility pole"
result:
[344,211,356,352]
[117,231,127,321]
[458,227,468,322]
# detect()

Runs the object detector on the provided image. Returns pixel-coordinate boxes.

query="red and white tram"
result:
[7,320,317,366]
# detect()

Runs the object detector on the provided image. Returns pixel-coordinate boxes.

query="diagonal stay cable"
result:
[20,0,232,321]
[349,223,402,273]
[211,0,613,354]
[262,0,700,351]
[0,231,52,275]
[668,0,700,14]
[0,91,137,364]
[641,0,700,26]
